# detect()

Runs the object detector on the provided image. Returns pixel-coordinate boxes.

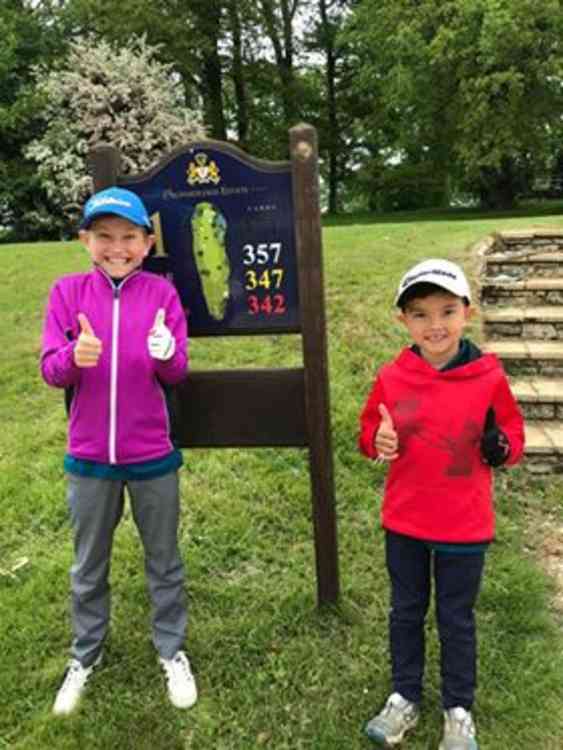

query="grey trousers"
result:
[67,472,187,666]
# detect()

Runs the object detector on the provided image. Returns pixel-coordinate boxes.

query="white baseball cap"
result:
[395,258,471,306]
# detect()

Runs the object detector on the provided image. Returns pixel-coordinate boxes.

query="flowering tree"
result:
[26,35,205,235]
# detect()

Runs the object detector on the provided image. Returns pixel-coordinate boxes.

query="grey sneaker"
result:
[439,707,479,750]
[365,692,420,746]
[52,653,102,716]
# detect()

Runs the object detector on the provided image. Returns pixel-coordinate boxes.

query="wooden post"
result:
[88,144,121,190]
[290,123,340,605]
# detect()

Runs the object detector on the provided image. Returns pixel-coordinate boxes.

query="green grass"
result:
[2,209,563,749]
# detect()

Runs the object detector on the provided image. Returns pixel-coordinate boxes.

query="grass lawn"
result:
[1,206,563,749]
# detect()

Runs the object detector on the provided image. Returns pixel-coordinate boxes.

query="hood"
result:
[394,343,501,380]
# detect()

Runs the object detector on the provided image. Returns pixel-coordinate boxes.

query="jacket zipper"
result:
[102,269,139,464]
[109,285,120,464]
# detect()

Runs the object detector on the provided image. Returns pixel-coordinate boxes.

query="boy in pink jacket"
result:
[41,187,196,715]
[359,259,524,750]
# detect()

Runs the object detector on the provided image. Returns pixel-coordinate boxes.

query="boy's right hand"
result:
[73,313,102,367]
[374,403,399,461]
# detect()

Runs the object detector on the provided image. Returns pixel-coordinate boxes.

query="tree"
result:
[60,0,317,160]
[61,0,228,139]
[0,0,66,240]
[259,0,303,128]
[302,0,356,213]
[345,0,563,209]
[25,35,205,237]
[189,0,228,140]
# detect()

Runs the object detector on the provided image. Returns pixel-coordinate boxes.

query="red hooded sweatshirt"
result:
[359,347,525,543]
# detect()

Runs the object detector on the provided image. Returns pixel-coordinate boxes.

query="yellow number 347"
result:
[245,268,284,290]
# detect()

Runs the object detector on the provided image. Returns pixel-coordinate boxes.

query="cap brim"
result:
[80,209,152,231]
[395,280,471,306]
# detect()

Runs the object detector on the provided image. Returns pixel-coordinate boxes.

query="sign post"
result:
[88,124,339,605]
[290,125,339,605]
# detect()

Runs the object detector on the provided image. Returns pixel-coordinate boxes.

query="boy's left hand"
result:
[481,407,510,467]
[148,308,176,361]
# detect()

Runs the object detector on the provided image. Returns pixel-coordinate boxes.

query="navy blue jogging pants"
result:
[385,530,486,710]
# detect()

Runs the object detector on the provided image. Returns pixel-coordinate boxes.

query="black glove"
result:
[481,407,510,467]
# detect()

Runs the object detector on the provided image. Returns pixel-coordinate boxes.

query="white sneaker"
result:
[53,654,102,716]
[159,651,198,709]
[439,707,479,750]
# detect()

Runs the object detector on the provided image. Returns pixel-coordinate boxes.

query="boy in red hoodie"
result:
[359,259,524,750]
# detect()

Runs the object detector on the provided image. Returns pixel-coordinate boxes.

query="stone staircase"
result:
[476,230,563,473]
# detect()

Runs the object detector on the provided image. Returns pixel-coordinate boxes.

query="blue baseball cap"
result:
[81,187,152,230]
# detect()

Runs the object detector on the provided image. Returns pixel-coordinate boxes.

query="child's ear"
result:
[78,229,90,249]
[144,233,156,255]
[464,304,475,321]
[396,311,407,327]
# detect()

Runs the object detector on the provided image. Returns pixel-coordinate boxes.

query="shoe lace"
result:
[59,660,85,694]
[165,652,193,684]
[448,708,475,737]
[383,694,412,721]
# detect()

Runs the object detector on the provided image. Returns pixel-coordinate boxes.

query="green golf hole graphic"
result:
[191,202,231,320]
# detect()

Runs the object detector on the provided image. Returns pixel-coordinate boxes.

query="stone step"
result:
[477,230,563,474]
[484,340,563,376]
[498,229,563,247]
[511,377,563,420]
[484,252,563,280]
[482,306,563,340]
[524,421,563,473]
[481,277,563,306]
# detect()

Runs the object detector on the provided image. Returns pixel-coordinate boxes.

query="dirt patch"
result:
[526,515,563,614]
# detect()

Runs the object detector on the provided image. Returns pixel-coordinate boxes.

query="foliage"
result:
[2,210,563,747]
[60,0,313,152]
[0,0,66,241]
[370,162,448,212]
[344,0,563,209]
[5,0,563,230]
[25,35,205,237]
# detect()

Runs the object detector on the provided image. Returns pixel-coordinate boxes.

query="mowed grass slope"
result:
[1,209,563,749]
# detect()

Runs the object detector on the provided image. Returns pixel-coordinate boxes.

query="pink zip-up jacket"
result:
[41,267,188,464]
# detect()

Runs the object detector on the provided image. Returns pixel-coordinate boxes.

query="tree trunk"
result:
[227,0,249,146]
[478,159,519,210]
[196,0,227,140]
[319,0,339,214]
[259,0,300,127]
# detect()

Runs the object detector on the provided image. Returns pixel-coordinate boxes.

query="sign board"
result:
[120,144,299,336]
[88,126,339,606]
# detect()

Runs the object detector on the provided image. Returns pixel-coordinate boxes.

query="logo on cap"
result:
[88,196,133,211]
[401,268,457,289]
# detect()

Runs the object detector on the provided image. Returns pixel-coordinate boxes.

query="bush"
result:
[25,34,206,237]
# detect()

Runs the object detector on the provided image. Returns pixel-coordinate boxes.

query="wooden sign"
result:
[88,124,339,606]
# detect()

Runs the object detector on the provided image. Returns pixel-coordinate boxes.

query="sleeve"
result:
[40,283,82,389]
[358,373,386,460]
[152,282,189,385]
[489,373,525,467]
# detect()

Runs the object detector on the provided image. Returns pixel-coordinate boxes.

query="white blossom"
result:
[26,35,205,234]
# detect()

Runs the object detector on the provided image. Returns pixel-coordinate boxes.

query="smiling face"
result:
[79,215,154,279]
[398,290,472,368]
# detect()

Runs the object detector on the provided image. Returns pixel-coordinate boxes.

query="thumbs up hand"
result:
[147,308,176,361]
[74,313,102,368]
[374,403,399,461]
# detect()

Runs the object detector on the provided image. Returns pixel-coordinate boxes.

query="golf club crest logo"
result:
[186,153,221,186]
